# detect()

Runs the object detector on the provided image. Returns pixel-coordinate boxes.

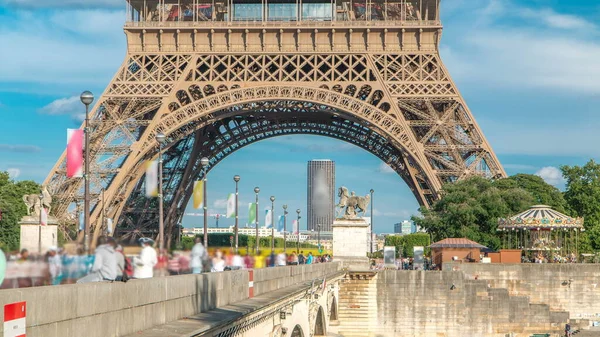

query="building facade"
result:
[307,160,335,232]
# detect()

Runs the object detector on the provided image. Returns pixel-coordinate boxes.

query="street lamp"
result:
[283,204,288,253]
[80,90,94,253]
[254,187,260,255]
[317,224,321,253]
[270,196,275,253]
[296,209,301,254]
[38,191,44,254]
[155,132,166,251]
[233,175,240,254]
[370,188,374,255]
[200,157,210,248]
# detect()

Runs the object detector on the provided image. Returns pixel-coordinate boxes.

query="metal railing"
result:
[125,19,441,28]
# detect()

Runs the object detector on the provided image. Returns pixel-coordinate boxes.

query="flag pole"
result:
[234,175,240,254]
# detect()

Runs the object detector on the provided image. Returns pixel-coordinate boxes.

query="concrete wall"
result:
[253,263,342,296]
[0,263,341,337]
[444,263,600,320]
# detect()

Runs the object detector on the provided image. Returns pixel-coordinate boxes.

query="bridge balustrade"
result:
[0,263,341,337]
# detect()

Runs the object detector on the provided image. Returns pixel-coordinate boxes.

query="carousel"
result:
[498,205,584,262]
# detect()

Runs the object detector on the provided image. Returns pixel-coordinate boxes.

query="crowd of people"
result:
[0,236,332,289]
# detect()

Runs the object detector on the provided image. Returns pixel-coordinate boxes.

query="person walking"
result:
[306,252,313,265]
[298,251,306,265]
[133,238,157,279]
[114,245,127,281]
[77,236,118,283]
[190,237,208,274]
[211,250,226,272]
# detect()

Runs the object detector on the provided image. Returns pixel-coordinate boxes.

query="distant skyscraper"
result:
[307,160,335,232]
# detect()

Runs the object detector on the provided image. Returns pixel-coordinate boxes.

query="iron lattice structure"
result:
[44,0,506,246]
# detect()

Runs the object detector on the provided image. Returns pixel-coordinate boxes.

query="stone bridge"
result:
[3,263,600,337]
[0,263,343,337]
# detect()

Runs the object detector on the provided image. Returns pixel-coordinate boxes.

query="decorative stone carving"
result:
[335,186,370,219]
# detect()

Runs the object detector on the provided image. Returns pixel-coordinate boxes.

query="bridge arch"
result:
[290,324,304,337]
[329,295,338,322]
[110,86,439,241]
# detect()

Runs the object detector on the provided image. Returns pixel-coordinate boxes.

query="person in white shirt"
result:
[190,237,207,274]
[133,238,157,279]
[211,250,226,272]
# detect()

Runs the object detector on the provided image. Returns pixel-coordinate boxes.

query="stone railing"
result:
[0,263,341,337]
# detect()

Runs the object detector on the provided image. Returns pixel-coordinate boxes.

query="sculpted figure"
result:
[336,186,371,219]
[22,185,52,217]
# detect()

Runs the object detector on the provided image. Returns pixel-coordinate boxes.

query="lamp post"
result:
[254,187,260,255]
[296,209,301,253]
[270,196,275,253]
[38,191,44,254]
[80,91,94,253]
[283,205,288,253]
[233,175,240,254]
[370,188,374,255]
[200,157,209,248]
[155,133,166,251]
[317,224,321,253]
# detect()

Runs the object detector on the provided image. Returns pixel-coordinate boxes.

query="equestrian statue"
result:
[335,186,371,219]
[23,185,52,217]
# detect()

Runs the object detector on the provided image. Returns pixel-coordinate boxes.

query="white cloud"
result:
[213,199,228,209]
[38,96,80,116]
[6,168,21,179]
[0,10,125,86]
[520,8,595,30]
[0,144,41,153]
[535,166,566,187]
[0,0,122,8]
[378,162,395,174]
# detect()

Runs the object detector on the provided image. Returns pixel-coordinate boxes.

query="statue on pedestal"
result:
[22,185,52,218]
[335,186,370,219]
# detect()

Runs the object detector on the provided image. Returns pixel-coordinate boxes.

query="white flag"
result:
[41,208,48,226]
[292,220,298,234]
[145,160,159,197]
[265,209,272,228]
[226,193,235,218]
[107,218,113,234]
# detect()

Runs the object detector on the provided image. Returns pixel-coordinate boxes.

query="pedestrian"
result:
[114,245,127,281]
[168,252,181,275]
[298,251,306,265]
[211,250,226,272]
[77,236,118,283]
[306,252,313,265]
[133,238,157,279]
[190,237,207,274]
[47,247,63,285]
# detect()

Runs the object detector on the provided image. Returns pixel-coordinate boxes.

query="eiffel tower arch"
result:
[44,0,505,245]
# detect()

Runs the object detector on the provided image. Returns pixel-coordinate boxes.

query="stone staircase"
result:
[336,272,378,337]
[335,271,572,337]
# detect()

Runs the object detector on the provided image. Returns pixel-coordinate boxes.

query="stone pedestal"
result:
[332,218,370,270]
[19,216,59,254]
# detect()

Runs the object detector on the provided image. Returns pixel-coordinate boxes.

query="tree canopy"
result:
[0,172,40,252]
[412,174,568,251]
[562,160,600,250]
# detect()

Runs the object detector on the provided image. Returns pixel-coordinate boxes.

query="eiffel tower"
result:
[44,0,505,246]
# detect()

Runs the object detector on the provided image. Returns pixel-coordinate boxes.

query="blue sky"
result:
[0,0,598,234]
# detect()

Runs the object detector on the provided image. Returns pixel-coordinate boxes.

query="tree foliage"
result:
[494,174,568,212]
[562,160,600,250]
[413,175,541,251]
[0,172,40,252]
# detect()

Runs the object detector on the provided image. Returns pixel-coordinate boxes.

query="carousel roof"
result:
[498,205,583,229]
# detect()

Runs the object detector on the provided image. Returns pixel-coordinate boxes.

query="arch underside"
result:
[115,100,434,241]
[42,51,507,244]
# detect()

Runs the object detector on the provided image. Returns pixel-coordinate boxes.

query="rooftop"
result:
[429,238,488,249]
[498,205,584,229]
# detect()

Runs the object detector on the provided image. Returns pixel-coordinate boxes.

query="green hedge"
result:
[384,233,431,258]
[179,233,317,251]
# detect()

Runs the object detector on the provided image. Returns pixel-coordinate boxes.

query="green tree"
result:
[493,174,568,212]
[562,160,600,250]
[413,176,535,251]
[0,172,40,252]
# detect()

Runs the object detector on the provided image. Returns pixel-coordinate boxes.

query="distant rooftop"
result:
[429,238,487,249]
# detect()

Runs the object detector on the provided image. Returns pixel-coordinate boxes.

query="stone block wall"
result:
[337,270,568,337]
[444,263,600,320]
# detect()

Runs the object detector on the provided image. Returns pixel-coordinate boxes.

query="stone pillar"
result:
[19,216,59,254]
[332,219,370,270]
